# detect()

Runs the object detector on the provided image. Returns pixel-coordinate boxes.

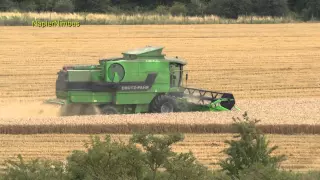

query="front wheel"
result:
[150,95,177,113]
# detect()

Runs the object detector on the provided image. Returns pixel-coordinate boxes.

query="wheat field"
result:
[0,24,319,102]
[0,24,319,171]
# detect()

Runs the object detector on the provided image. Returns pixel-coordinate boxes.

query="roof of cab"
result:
[120,46,187,65]
[122,46,164,57]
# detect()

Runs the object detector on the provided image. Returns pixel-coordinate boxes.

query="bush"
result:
[169,2,187,16]
[238,163,292,180]
[19,0,37,12]
[66,135,147,180]
[0,0,17,11]
[0,155,66,180]
[206,0,242,19]
[251,0,289,17]
[187,0,207,16]
[239,163,320,180]
[65,133,214,180]
[53,0,74,13]
[155,5,169,15]
[219,112,286,179]
[130,132,214,180]
[1,113,320,180]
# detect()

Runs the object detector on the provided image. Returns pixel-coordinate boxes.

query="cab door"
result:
[169,63,182,87]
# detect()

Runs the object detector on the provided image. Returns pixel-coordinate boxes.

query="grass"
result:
[0,11,302,25]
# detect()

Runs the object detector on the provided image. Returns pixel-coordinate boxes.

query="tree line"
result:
[0,0,320,21]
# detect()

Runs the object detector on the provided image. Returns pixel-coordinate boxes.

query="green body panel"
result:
[67,70,101,82]
[116,92,156,104]
[68,91,112,103]
[104,59,170,86]
[68,70,91,82]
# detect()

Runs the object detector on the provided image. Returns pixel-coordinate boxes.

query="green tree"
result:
[74,0,112,13]
[53,0,74,12]
[64,132,215,180]
[155,5,169,15]
[306,0,320,19]
[19,0,37,12]
[33,0,55,11]
[219,112,286,179]
[187,0,207,16]
[0,0,17,11]
[169,2,188,16]
[130,133,184,179]
[66,135,147,180]
[206,0,251,19]
[164,152,215,180]
[130,132,214,180]
[251,0,289,17]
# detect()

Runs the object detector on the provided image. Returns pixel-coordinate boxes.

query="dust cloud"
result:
[0,101,60,118]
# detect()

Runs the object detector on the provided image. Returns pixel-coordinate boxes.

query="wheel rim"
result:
[160,102,173,113]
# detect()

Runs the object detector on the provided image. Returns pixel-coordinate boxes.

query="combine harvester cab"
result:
[46,46,238,116]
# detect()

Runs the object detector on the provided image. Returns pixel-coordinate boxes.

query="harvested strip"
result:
[0,98,319,125]
[0,124,319,134]
[0,98,319,134]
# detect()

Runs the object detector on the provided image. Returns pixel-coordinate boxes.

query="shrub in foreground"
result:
[1,155,66,180]
[3,133,213,180]
[1,113,320,180]
[219,112,286,179]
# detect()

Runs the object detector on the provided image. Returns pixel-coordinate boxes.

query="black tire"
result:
[60,104,99,116]
[220,93,235,110]
[79,105,99,115]
[150,94,177,113]
[100,105,119,115]
[60,104,82,116]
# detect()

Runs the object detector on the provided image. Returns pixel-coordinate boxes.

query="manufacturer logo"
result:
[120,85,150,91]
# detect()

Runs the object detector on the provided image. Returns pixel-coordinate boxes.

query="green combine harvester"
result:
[47,46,238,116]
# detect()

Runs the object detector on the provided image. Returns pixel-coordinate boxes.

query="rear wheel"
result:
[60,104,82,116]
[150,94,177,113]
[100,105,119,115]
[60,104,99,116]
[79,105,100,115]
